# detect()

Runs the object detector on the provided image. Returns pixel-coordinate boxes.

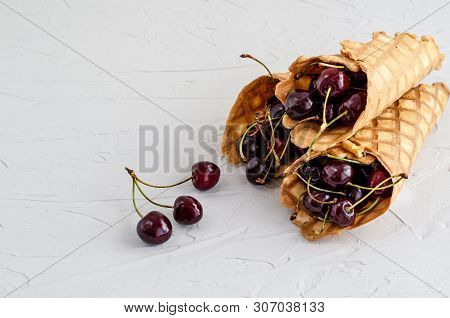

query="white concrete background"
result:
[0,0,449,298]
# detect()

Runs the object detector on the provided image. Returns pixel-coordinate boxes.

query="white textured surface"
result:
[1,0,449,298]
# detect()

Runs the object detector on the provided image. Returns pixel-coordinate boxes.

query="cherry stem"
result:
[306,176,338,205]
[238,122,259,162]
[279,137,291,161]
[348,173,407,210]
[126,168,174,209]
[134,180,174,209]
[304,110,348,159]
[322,86,332,124]
[240,54,273,79]
[325,154,369,165]
[356,197,380,216]
[125,167,192,189]
[320,209,330,233]
[295,172,346,196]
[264,112,281,167]
[347,175,405,191]
[131,181,144,219]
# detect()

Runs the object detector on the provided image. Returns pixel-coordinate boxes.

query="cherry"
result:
[348,70,367,88]
[329,199,355,226]
[285,89,319,120]
[299,163,321,185]
[268,136,286,158]
[338,91,367,125]
[320,100,338,123]
[368,168,392,198]
[316,68,350,97]
[246,157,273,185]
[191,161,221,190]
[303,191,332,218]
[237,133,266,161]
[346,187,365,203]
[137,211,172,245]
[173,196,203,225]
[321,160,355,188]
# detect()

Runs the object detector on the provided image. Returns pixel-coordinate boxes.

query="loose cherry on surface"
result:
[137,211,172,245]
[316,68,350,97]
[173,196,203,225]
[303,191,332,218]
[321,160,355,188]
[329,199,355,227]
[285,89,319,121]
[246,157,273,185]
[367,168,392,198]
[191,161,221,190]
[338,91,367,125]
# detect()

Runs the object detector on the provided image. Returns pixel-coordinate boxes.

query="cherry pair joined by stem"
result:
[126,162,219,245]
[127,161,220,191]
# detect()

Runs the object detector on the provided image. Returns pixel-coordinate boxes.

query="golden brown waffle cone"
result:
[221,73,288,164]
[281,82,449,241]
[276,32,444,153]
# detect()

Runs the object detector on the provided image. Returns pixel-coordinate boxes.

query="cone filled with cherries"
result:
[281,83,449,240]
[276,32,443,155]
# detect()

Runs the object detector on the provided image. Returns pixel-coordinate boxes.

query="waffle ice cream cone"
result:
[222,73,288,164]
[276,32,444,153]
[281,82,449,240]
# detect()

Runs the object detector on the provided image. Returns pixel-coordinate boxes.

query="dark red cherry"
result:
[267,95,285,119]
[299,163,322,185]
[246,157,273,185]
[192,161,220,190]
[348,70,367,88]
[237,133,266,161]
[303,191,332,218]
[316,68,350,97]
[368,168,392,198]
[137,211,172,245]
[346,187,365,204]
[269,103,285,119]
[285,89,319,121]
[321,160,355,188]
[338,91,367,125]
[267,136,285,158]
[320,100,338,123]
[329,199,355,227]
[173,196,203,225]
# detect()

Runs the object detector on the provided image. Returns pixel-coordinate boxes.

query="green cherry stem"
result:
[306,176,338,205]
[356,197,381,216]
[126,168,174,210]
[304,110,348,159]
[240,54,273,79]
[325,154,369,165]
[125,167,192,189]
[238,122,259,162]
[347,174,405,191]
[131,181,144,219]
[348,173,407,210]
[322,86,332,124]
[295,172,346,196]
